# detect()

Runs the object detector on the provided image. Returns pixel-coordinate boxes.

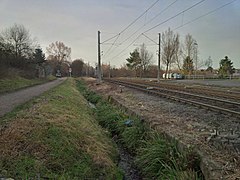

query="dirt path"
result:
[0,77,66,117]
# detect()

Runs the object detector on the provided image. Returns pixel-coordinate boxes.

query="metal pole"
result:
[108,61,111,78]
[98,31,102,82]
[87,62,89,77]
[194,42,198,79]
[157,33,161,83]
[196,46,197,78]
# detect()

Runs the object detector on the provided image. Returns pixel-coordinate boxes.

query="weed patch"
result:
[135,133,202,179]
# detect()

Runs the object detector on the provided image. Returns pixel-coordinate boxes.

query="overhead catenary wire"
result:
[105,0,206,61]
[101,43,122,46]
[103,0,238,67]
[153,0,238,42]
[107,34,143,61]
[119,0,160,35]
[144,0,179,27]
[173,0,239,31]
[104,0,178,60]
[144,0,206,33]
[104,34,157,61]
[142,33,158,45]
[101,0,160,45]
[112,0,178,50]
[101,0,161,61]
[101,33,120,44]
[102,34,120,58]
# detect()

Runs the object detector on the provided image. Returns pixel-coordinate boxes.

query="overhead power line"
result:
[117,0,178,46]
[106,0,206,60]
[102,34,120,58]
[104,0,238,66]
[144,0,206,33]
[119,0,160,35]
[101,33,120,44]
[102,0,161,60]
[142,33,158,45]
[101,0,160,45]
[173,0,239,30]
[145,0,179,27]
[104,0,178,59]
[107,34,142,61]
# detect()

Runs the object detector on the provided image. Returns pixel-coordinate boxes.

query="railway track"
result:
[117,78,240,102]
[104,78,240,118]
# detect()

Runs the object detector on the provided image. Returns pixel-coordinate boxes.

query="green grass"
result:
[0,75,56,94]
[135,133,202,179]
[76,79,204,180]
[0,78,123,179]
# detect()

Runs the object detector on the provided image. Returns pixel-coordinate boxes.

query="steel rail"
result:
[124,79,240,101]
[105,78,240,117]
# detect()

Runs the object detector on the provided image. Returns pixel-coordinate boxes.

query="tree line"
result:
[125,28,236,78]
[0,24,236,79]
[0,24,95,79]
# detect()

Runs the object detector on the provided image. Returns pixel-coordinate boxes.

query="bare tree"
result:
[46,41,71,63]
[205,56,213,69]
[183,34,196,60]
[46,41,71,75]
[161,28,179,77]
[0,24,36,58]
[174,45,182,71]
[139,43,153,77]
[182,33,201,73]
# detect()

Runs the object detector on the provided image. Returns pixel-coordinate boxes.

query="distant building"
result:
[234,69,240,74]
[233,69,240,77]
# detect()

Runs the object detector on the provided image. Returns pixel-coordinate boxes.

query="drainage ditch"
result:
[78,80,204,179]
[88,101,142,180]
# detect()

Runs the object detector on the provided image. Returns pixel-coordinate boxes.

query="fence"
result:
[184,74,240,80]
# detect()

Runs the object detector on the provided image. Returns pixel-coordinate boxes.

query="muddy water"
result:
[117,143,142,180]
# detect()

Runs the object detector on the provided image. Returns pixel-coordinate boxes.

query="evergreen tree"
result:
[126,49,141,77]
[33,48,45,64]
[218,56,234,78]
[182,56,194,75]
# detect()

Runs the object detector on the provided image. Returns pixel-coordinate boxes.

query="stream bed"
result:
[117,142,142,180]
[88,101,142,179]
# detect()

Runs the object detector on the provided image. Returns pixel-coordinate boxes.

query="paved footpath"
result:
[0,77,66,117]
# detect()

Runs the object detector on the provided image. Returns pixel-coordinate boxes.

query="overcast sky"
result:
[1,0,239,69]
